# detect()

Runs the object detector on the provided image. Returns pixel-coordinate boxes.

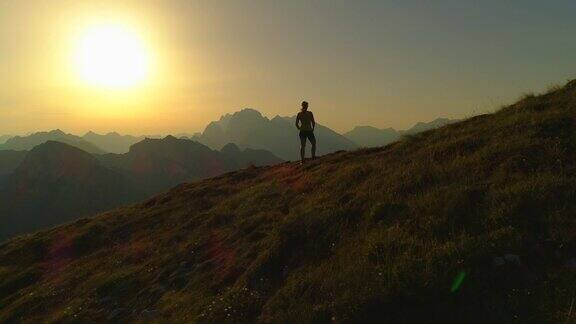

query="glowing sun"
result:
[74,23,150,89]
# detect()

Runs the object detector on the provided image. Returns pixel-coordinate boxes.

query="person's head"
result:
[301,101,309,111]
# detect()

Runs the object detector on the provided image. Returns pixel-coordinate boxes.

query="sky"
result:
[1,0,575,135]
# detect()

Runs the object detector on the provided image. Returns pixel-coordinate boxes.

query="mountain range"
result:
[0,137,282,242]
[0,142,132,241]
[0,130,106,154]
[0,135,12,144]
[0,111,454,241]
[82,131,151,154]
[191,108,358,160]
[0,113,454,157]
[1,79,575,322]
[97,136,282,197]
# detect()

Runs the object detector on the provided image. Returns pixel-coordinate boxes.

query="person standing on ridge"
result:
[295,101,316,164]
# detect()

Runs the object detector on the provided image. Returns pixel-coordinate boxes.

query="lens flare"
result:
[450,270,467,293]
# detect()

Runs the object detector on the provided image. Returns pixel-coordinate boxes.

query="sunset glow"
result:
[1,1,574,135]
[73,23,150,89]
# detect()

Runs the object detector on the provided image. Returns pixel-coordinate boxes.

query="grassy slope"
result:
[1,81,575,323]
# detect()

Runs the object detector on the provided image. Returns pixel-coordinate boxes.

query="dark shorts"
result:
[299,130,316,143]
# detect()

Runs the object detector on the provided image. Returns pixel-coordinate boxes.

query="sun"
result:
[74,23,150,89]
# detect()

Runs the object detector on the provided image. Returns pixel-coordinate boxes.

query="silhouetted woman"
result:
[295,101,316,164]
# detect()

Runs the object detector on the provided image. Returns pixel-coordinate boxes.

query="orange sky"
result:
[1,0,575,135]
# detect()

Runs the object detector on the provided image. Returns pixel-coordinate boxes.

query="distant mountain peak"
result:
[351,125,379,131]
[344,126,401,148]
[163,135,178,141]
[221,142,241,154]
[1,130,105,154]
[271,115,289,123]
[238,107,262,115]
[205,121,223,131]
[42,140,75,147]
[227,108,268,123]
[194,107,356,160]
[49,129,66,136]
[129,136,206,155]
[14,140,99,180]
[31,140,96,159]
[80,131,144,154]
[403,117,456,135]
[240,108,266,118]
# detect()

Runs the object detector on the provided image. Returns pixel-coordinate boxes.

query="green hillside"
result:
[1,80,575,322]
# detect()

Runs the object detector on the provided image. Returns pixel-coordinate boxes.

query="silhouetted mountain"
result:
[0,142,131,241]
[344,118,457,147]
[344,126,401,147]
[221,143,283,167]
[99,136,238,196]
[0,150,27,176]
[0,129,105,154]
[194,108,357,160]
[402,117,456,135]
[0,135,12,144]
[2,80,575,322]
[100,136,283,195]
[175,133,196,139]
[83,131,147,154]
[0,137,283,241]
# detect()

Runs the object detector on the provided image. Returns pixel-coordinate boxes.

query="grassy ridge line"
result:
[0,80,575,322]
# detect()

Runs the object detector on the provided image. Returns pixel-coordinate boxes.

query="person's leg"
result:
[309,133,316,159]
[299,133,307,163]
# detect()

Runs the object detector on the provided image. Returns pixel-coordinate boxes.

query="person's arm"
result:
[311,112,316,130]
[295,113,301,130]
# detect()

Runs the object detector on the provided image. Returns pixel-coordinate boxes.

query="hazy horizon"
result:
[0,108,457,138]
[2,0,575,135]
